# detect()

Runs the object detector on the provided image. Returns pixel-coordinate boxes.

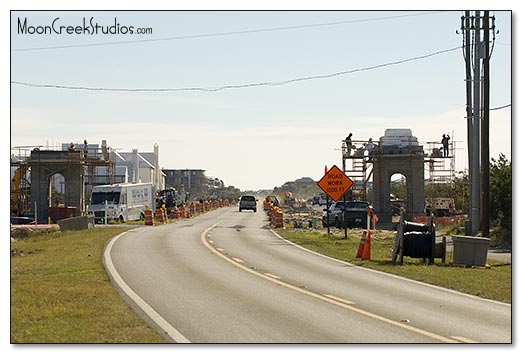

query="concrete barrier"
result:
[57,215,95,231]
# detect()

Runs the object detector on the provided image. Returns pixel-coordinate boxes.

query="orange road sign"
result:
[317,165,354,202]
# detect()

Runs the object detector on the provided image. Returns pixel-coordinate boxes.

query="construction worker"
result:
[441,134,450,157]
[344,133,353,156]
[364,138,376,155]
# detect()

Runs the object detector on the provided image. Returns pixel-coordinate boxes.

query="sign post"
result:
[317,165,354,235]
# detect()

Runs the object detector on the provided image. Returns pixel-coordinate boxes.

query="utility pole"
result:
[462,12,473,233]
[470,11,481,235]
[460,11,496,236]
[481,11,492,237]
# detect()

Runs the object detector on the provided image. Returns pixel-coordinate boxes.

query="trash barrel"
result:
[452,235,490,266]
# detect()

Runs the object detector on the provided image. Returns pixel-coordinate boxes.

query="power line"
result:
[11,45,462,93]
[490,103,511,111]
[12,11,449,52]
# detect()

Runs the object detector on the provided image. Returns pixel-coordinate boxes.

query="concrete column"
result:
[132,148,139,182]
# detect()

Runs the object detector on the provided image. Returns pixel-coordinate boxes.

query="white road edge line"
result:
[270,230,510,307]
[103,231,191,343]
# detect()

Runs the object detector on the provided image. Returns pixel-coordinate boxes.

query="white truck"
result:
[88,182,153,223]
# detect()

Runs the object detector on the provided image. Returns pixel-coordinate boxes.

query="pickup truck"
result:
[322,201,373,229]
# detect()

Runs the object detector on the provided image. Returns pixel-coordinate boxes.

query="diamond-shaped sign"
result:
[317,165,354,202]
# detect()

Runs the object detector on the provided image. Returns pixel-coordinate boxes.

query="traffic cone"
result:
[361,230,371,260]
[356,231,367,258]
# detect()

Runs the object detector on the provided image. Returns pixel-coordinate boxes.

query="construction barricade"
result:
[273,211,284,228]
[154,208,165,224]
[144,209,153,226]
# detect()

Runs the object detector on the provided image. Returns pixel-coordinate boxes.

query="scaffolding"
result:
[424,137,458,215]
[425,139,456,186]
[341,139,374,201]
[341,137,456,191]
[10,145,114,216]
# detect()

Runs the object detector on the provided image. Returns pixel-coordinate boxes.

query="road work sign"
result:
[317,165,354,202]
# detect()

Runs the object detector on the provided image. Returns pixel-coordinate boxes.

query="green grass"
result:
[277,228,511,304]
[10,227,166,343]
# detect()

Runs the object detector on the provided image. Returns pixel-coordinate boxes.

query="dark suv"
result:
[239,195,257,212]
[322,201,373,228]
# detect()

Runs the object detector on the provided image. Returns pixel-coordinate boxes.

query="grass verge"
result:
[277,228,511,304]
[10,227,166,343]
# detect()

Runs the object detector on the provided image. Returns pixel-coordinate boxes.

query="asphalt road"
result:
[104,205,511,343]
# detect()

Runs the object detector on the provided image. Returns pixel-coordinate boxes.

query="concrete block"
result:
[58,215,95,231]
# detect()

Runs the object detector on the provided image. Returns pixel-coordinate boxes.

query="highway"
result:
[103,205,511,343]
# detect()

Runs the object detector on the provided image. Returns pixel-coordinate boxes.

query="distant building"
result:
[162,169,209,196]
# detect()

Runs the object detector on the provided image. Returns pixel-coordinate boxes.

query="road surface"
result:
[104,205,511,343]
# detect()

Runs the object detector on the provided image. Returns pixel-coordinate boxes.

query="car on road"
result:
[322,200,373,229]
[239,195,257,212]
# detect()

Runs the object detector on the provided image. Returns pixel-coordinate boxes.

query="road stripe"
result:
[232,257,244,263]
[104,232,190,343]
[201,222,460,343]
[323,294,355,305]
[264,272,281,279]
[216,247,225,252]
[450,336,479,343]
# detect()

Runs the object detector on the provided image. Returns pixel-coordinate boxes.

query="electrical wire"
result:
[11,45,463,93]
[12,11,449,52]
[490,104,511,111]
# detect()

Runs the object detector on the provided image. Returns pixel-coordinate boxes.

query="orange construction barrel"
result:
[144,209,153,226]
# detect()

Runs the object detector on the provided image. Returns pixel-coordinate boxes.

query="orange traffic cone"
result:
[361,230,371,260]
[356,231,367,258]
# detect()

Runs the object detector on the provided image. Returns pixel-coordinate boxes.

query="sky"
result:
[8,4,513,192]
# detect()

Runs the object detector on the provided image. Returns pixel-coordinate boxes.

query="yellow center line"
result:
[232,257,244,263]
[200,222,460,343]
[323,294,355,305]
[450,336,479,343]
[264,273,281,279]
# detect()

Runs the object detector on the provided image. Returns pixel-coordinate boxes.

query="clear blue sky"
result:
[9,6,513,191]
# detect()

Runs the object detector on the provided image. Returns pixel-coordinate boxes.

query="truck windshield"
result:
[90,192,120,205]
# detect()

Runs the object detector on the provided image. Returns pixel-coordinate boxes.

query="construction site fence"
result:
[412,215,463,229]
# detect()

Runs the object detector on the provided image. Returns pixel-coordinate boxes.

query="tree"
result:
[489,154,512,233]
[452,170,469,214]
